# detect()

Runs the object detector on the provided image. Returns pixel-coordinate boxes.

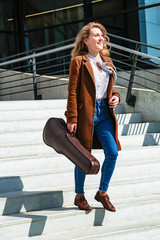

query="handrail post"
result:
[30,52,41,100]
[126,44,140,107]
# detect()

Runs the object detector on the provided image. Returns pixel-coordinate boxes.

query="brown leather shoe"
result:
[74,195,92,210]
[95,191,116,212]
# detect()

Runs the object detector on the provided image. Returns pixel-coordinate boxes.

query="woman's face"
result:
[84,27,104,54]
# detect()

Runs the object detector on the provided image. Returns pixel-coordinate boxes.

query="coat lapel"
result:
[82,54,95,85]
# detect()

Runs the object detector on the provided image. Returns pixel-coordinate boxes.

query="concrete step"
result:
[0,154,72,175]
[0,142,53,159]
[115,112,143,124]
[1,146,160,175]
[0,174,160,216]
[1,119,159,136]
[1,133,160,158]
[0,194,159,240]
[1,129,160,147]
[117,145,160,161]
[119,122,160,135]
[0,110,141,124]
[120,133,160,147]
[0,108,65,121]
[0,98,159,240]
[0,119,47,133]
[0,99,124,113]
[0,99,67,111]
[17,216,160,240]
[0,154,160,193]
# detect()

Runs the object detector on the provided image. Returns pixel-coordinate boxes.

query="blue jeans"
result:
[74,98,118,194]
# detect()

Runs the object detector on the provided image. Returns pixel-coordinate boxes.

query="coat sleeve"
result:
[65,57,81,123]
[112,88,120,102]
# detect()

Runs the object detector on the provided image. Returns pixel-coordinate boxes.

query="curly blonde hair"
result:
[71,22,110,58]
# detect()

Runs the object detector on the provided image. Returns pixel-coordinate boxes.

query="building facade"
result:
[0,0,160,59]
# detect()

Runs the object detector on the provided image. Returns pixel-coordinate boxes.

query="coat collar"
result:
[82,53,113,82]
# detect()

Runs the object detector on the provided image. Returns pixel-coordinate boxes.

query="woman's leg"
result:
[74,166,92,210]
[94,117,118,192]
[74,166,86,194]
[94,115,118,212]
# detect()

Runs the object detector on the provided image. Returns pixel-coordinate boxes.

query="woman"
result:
[65,22,121,212]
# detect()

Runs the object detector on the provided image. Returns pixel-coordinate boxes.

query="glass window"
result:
[25,0,84,48]
[0,0,15,58]
[138,0,160,59]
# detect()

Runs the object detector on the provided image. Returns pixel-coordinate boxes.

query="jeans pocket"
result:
[102,99,109,108]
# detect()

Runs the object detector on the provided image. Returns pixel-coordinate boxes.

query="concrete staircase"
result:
[0,99,160,240]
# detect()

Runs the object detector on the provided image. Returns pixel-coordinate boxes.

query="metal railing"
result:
[108,34,160,106]
[0,35,160,105]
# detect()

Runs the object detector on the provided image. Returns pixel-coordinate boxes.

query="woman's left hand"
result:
[108,96,119,109]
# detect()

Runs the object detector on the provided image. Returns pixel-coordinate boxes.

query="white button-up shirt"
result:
[88,54,110,99]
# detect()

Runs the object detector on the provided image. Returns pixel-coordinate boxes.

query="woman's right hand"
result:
[67,122,77,134]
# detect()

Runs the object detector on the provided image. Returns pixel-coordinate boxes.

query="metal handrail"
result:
[0,35,160,103]
[0,38,75,62]
[0,42,160,68]
[0,43,74,67]
[110,43,160,63]
[108,33,160,51]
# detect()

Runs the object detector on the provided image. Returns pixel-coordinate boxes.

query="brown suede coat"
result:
[65,53,121,152]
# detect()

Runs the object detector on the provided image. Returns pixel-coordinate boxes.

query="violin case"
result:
[43,117,100,174]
